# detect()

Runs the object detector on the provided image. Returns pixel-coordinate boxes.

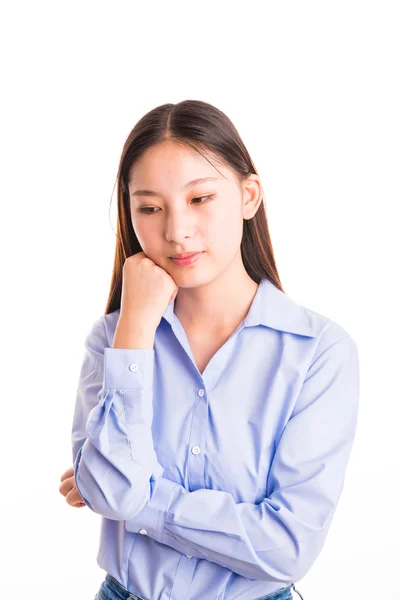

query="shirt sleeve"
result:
[125,333,360,583]
[71,315,164,520]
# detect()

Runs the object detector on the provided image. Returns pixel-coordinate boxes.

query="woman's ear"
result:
[242,174,264,220]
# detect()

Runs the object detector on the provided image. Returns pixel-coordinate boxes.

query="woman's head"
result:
[105,99,283,314]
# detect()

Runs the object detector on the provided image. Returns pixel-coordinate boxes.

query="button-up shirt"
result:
[71,277,359,600]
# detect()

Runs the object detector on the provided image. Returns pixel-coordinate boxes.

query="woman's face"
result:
[128,140,261,287]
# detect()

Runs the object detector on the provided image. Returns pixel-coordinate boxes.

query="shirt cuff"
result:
[104,347,154,389]
[125,475,184,542]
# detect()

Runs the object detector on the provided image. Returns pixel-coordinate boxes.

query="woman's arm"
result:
[71,314,164,520]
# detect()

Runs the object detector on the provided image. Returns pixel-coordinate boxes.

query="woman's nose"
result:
[165,210,196,243]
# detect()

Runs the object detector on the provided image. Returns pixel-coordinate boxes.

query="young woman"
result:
[60,99,359,600]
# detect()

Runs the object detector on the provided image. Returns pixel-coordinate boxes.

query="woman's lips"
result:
[170,251,204,266]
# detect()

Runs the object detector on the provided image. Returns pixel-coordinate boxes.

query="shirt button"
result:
[191,445,200,455]
[138,528,148,535]
[198,389,205,396]
[186,555,192,559]
[129,363,138,372]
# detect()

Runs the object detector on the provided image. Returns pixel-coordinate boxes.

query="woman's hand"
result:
[59,466,86,508]
[114,252,179,348]
[120,252,178,326]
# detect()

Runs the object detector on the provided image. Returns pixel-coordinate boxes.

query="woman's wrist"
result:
[112,315,156,349]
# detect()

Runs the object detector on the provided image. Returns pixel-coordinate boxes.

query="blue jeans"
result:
[94,573,303,600]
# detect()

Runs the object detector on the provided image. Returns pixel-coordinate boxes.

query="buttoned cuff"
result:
[104,348,154,389]
[124,475,184,542]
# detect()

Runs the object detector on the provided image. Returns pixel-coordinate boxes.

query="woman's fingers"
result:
[59,473,86,507]
[60,466,74,482]
[66,483,86,507]
[59,475,73,497]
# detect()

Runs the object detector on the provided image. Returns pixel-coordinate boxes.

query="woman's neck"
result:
[173,268,259,335]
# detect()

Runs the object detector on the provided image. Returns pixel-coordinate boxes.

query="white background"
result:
[1,1,399,598]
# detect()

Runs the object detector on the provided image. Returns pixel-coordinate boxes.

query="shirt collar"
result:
[162,277,316,338]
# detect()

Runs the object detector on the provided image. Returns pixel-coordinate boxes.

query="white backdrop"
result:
[1,1,399,598]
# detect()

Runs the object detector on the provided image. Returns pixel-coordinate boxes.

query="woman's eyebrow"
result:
[130,176,221,197]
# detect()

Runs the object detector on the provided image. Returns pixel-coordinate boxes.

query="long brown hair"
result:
[104,99,284,315]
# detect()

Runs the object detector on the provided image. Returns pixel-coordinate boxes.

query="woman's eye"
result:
[191,195,212,204]
[139,195,213,214]
[139,207,160,214]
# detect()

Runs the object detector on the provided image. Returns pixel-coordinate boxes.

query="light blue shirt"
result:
[71,277,359,600]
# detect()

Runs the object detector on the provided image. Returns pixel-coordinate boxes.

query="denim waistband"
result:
[100,574,142,599]
[100,573,303,600]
